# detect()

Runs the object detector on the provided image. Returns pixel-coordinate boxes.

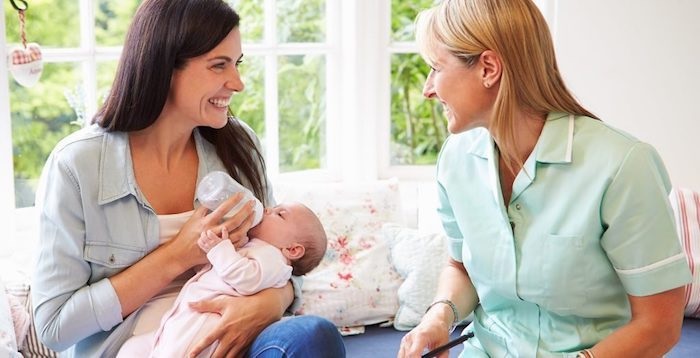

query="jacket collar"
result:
[98,128,215,205]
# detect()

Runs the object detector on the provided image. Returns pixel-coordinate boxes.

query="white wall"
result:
[551,0,700,191]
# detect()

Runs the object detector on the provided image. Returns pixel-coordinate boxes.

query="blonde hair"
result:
[416,0,597,173]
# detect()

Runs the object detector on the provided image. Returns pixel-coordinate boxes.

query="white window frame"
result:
[254,0,342,182]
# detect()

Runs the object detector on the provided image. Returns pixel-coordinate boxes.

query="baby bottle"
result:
[196,171,264,227]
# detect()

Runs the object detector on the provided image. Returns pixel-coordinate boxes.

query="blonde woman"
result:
[398,0,691,357]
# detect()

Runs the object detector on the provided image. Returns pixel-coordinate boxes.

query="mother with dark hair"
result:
[31,0,345,357]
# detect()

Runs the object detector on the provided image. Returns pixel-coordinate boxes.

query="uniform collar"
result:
[535,112,575,164]
[462,127,491,159]
[473,112,573,205]
[463,112,574,163]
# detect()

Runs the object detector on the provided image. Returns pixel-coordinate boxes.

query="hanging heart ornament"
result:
[8,42,43,87]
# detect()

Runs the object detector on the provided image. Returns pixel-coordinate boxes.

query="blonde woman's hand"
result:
[398,318,451,358]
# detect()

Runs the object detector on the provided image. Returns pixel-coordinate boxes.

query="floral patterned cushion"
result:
[1,280,22,358]
[275,179,404,327]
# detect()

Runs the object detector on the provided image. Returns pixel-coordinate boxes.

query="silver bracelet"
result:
[426,299,459,333]
[577,349,596,358]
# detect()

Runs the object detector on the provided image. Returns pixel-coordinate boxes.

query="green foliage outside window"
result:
[391,53,446,165]
[95,1,140,46]
[277,0,325,43]
[229,54,326,174]
[231,0,263,43]
[4,0,79,48]
[392,0,439,42]
[96,61,120,109]
[230,56,265,138]
[278,55,325,172]
[390,0,447,165]
[235,0,325,44]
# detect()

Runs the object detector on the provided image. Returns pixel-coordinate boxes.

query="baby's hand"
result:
[198,227,227,253]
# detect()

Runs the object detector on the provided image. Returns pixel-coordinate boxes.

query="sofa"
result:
[2,180,700,357]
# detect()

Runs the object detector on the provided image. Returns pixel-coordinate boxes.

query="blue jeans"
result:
[248,315,346,357]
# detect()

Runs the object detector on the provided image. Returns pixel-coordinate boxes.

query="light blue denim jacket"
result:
[31,122,300,357]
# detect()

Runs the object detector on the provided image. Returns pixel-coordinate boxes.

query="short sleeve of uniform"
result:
[601,142,692,296]
[437,175,464,262]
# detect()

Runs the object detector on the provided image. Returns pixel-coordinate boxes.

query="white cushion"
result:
[383,223,448,330]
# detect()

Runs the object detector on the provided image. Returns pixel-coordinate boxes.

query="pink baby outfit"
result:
[150,238,292,357]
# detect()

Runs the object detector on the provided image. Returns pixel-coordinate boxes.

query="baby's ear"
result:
[283,243,305,260]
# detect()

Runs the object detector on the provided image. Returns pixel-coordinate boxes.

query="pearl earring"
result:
[484,82,490,88]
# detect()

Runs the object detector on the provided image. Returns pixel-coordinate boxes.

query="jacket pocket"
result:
[84,242,145,268]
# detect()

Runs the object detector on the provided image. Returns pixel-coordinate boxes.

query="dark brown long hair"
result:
[94,0,268,204]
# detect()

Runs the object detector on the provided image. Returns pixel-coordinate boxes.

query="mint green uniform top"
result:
[436,113,692,357]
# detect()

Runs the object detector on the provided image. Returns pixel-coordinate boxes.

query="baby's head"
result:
[248,202,327,276]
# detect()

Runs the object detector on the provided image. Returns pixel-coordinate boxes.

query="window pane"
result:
[4,0,79,48]
[231,0,263,43]
[97,60,119,109]
[95,0,141,46]
[390,53,446,165]
[278,55,326,172]
[11,63,83,208]
[391,0,437,42]
[231,55,265,139]
[277,0,325,43]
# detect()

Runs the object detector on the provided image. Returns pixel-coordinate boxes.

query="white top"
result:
[131,210,195,336]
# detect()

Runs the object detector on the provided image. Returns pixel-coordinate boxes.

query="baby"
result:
[120,201,327,357]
